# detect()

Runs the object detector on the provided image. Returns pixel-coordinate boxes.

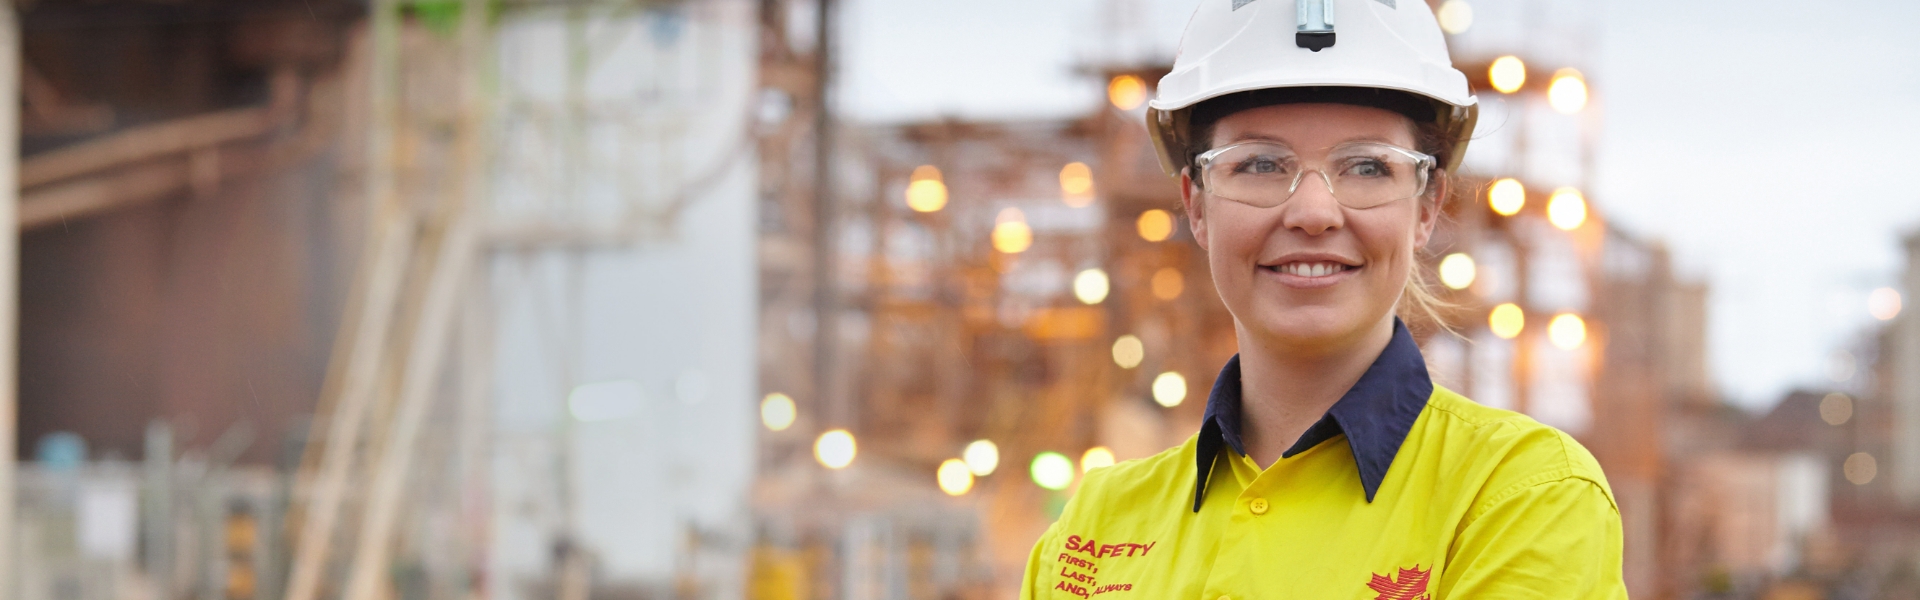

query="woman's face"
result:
[1181,103,1440,353]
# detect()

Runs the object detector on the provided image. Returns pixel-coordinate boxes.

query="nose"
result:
[1280,170,1343,235]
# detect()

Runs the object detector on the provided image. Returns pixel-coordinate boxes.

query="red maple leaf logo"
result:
[1366,565,1432,600]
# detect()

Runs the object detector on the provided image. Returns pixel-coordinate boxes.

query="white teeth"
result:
[1276,262,1349,277]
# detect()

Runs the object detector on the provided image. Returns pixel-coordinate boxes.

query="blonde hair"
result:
[1398,259,1452,333]
[1395,167,1456,336]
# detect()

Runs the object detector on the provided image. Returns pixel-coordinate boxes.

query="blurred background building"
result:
[0,0,1914,599]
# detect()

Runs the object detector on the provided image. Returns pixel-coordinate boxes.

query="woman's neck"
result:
[1235,316,1397,468]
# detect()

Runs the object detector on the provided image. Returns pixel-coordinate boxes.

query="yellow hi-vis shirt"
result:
[1022,320,1626,599]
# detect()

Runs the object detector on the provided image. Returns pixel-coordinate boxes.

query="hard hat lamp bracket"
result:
[1296,0,1336,51]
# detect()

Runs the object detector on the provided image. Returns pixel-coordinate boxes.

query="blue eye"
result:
[1234,156,1290,175]
[1343,159,1391,178]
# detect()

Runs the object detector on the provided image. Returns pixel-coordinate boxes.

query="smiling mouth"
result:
[1262,261,1359,278]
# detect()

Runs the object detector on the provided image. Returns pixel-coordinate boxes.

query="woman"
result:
[1021,1,1626,598]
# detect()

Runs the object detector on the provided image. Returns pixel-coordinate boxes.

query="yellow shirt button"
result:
[1249,498,1269,515]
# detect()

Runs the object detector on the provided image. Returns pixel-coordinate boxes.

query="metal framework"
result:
[286,1,756,599]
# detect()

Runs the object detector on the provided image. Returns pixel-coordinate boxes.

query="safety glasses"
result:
[1194,141,1436,209]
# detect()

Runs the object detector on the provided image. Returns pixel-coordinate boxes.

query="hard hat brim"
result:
[1148,86,1477,177]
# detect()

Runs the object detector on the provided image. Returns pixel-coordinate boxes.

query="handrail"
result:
[20,106,274,189]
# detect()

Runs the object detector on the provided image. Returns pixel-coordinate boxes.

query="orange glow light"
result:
[1547,188,1587,230]
[1548,313,1586,349]
[1061,162,1095,207]
[1137,209,1174,242]
[1108,75,1148,111]
[1489,303,1525,339]
[1489,56,1526,94]
[1488,178,1525,216]
[992,208,1033,254]
[905,165,948,213]
[1151,267,1185,300]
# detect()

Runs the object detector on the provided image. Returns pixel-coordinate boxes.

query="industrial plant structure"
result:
[0,0,1914,599]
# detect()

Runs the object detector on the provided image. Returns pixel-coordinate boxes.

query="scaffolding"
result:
[285,1,760,599]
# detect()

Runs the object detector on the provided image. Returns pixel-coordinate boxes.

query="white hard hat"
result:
[1147,0,1479,176]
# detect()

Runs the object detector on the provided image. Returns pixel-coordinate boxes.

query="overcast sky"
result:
[835,0,1920,409]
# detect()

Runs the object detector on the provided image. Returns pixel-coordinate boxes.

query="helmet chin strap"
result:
[1296,0,1336,51]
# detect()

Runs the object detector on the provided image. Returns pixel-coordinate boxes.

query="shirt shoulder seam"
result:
[1556,432,1615,504]
[1426,392,1619,521]
[1427,397,1602,478]
[1466,469,1618,525]
[1423,395,1521,430]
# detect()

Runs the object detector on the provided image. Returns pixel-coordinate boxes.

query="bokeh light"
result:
[1489,56,1527,94]
[1152,371,1187,407]
[963,439,1000,476]
[760,392,796,431]
[46,4,1894,596]
[1073,268,1111,305]
[1060,162,1094,207]
[1108,75,1147,111]
[1870,287,1903,321]
[1031,452,1075,491]
[815,429,856,470]
[992,208,1033,253]
[1151,267,1185,300]
[1820,393,1854,426]
[1830,351,1857,383]
[1548,187,1588,230]
[1846,452,1878,485]
[1436,0,1473,35]
[1111,335,1144,369]
[937,458,974,496]
[1137,209,1174,242]
[1488,178,1526,216]
[1548,313,1587,349]
[905,165,947,213]
[1490,303,1525,339]
[1548,68,1589,114]
[1439,253,1476,290]
[1081,447,1116,473]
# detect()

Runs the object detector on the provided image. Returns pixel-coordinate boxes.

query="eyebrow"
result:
[1221,132,1403,148]
[1225,132,1288,144]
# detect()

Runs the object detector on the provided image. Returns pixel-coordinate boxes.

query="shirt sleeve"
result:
[1020,523,1060,600]
[1437,476,1628,599]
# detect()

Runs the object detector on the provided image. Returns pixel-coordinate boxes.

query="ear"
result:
[1412,173,1445,248]
[1181,168,1209,252]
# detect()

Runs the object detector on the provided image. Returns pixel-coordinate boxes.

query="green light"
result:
[1031,452,1074,491]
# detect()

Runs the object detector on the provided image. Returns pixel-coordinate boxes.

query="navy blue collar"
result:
[1191,318,1433,512]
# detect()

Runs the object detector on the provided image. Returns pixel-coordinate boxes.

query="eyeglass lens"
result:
[1202,142,1428,209]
